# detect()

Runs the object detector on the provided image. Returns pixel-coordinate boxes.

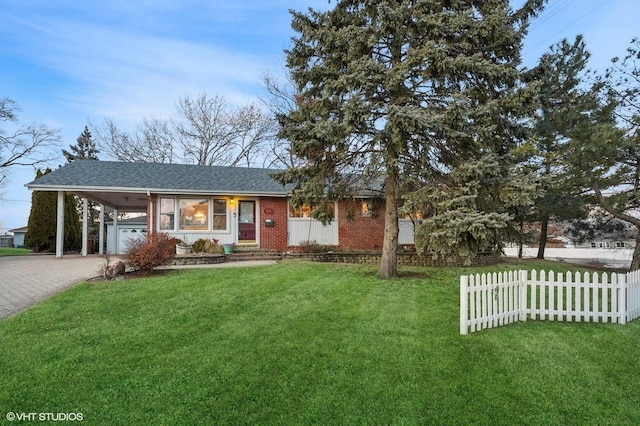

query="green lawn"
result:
[1,260,638,425]
[0,247,30,256]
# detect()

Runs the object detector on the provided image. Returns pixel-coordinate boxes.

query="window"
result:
[159,197,228,231]
[616,241,625,248]
[404,212,422,220]
[213,199,227,230]
[289,204,312,218]
[361,202,372,217]
[289,202,335,219]
[179,199,209,231]
[591,242,597,248]
[159,198,175,231]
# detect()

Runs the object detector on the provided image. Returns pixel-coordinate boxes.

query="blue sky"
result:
[0,0,638,232]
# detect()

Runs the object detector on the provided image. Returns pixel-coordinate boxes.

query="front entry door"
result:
[238,200,256,243]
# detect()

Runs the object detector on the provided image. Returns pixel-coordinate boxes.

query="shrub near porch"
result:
[0,261,638,425]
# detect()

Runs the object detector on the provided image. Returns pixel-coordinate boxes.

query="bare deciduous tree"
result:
[93,93,277,167]
[229,103,277,167]
[0,97,61,187]
[261,72,306,169]
[91,117,175,163]
[175,93,237,165]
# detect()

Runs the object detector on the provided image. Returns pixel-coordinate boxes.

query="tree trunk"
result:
[630,229,640,271]
[518,219,524,258]
[379,169,399,279]
[537,214,549,259]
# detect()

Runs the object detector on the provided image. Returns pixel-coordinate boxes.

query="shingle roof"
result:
[26,160,289,195]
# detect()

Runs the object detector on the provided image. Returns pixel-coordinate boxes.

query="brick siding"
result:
[260,197,289,251]
[337,199,386,250]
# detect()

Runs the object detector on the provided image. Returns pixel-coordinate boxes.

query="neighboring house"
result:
[576,239,635,249]
[8,226,28,248]
[26,160,416,256]
[503,231,635,267]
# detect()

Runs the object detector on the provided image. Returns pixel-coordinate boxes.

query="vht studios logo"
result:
[5,412,84,422]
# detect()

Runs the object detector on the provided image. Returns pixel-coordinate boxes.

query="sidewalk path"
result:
[0,255,277,320]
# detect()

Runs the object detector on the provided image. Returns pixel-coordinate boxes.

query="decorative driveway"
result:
[0,255,106,320]
[0,255,277,320]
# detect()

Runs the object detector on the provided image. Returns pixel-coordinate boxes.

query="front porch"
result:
[64,193,264,257]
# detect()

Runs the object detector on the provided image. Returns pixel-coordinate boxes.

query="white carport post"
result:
[113,209,119,254]
[98,205,105,255]
[81,197,88,256]
[56,191,64,258]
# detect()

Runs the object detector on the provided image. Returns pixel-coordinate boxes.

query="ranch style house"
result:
[26,160,416,257]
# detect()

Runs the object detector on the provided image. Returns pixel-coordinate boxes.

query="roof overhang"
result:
[25,184,289,211]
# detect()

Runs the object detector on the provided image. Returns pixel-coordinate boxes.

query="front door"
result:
[238,200,256,243]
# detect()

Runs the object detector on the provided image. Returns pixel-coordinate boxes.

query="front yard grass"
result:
[0,260,638,425]
[0,247,30,256]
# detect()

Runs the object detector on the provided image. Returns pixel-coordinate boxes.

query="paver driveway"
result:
[0,255,106,320]
[0,255,277,320]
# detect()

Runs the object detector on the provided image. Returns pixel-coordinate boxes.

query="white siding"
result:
[288,218,338,246]
[398,219,415,244]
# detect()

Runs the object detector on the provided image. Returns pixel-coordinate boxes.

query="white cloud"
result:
[15,19,272,121]
[1,1,301,125]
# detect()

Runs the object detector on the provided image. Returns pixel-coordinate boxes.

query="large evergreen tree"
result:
[565,38,640,270]
[24,170,56,252]
[528,36,593,259]
[24,169,82,253]
[277,0,545,277]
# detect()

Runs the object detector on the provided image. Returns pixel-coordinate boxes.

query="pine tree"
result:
[62,126,99,161]
[63,126,101,241]
[528,36,593,259]
[277,0,546,277]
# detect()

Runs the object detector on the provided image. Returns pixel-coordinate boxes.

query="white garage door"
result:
[118,227,147,254]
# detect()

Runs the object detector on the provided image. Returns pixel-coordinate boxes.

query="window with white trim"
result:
[213,199,227,230]
[159,198,175,231]
[158,197,229,232]
[180,199,209,230]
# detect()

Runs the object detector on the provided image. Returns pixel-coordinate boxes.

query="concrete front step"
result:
[173,246,282,265]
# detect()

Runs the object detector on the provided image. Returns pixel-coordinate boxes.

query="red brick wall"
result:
[263,197,387,252]
[259,197,288,251]
[147,196,157,237]
[337,200,386,250]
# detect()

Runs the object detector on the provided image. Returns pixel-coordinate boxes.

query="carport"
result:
[25,163,151,258]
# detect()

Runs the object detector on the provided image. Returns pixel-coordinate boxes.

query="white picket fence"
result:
[460,269,640,334]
